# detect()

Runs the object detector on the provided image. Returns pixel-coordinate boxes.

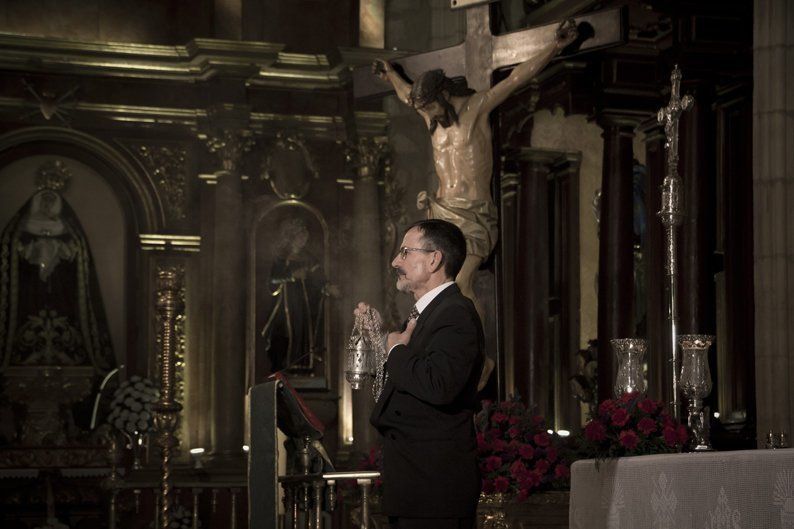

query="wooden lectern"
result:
[248,373,327,528]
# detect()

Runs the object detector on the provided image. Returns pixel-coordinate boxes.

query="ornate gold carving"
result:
[353,111,389,137]
[0,33,358,87]
[36,160,71,191]
[12,309,84,366]
[154,264,186,406]
[131,144,189,222]
[103,435,123,529]
[344,136,388,181]
[476,491,570,529]
[0,446,109,468]
[139,234,201,252]
[201,129,254,174]
[261,132,319,199]
[153,268,184,529]
[21,79,79,126]
[4,366,94,445]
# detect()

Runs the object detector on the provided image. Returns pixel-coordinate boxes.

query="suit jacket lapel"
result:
[373,284,461,420]
[412,283,460,338]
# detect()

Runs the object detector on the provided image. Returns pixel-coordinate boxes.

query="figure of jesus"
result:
[374,20,578,314]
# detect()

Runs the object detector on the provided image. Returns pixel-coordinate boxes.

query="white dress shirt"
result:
[413,281,456,315]
[388,281,455,355]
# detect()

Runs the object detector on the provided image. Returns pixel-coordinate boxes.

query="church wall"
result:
[753,0,794,447]
[0,154,127,365]
[385,0,431,51]
[530,108,603,350]
[257,0,358,52]
[0,0,213,45]
[386,0,463,53]
[530,109,647,352]
[0,0,358,52]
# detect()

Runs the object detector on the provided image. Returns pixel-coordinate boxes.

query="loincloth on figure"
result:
[417,191,498,259]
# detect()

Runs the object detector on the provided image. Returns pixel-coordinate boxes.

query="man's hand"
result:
[555,19,578,52]
[387,318,417,352]
[372,59,393,82]
[354,301,371,317]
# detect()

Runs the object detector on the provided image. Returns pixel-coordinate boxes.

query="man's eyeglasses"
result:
[398,246,435,260]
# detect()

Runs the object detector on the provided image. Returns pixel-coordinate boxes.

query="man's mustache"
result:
[394,267,406,277]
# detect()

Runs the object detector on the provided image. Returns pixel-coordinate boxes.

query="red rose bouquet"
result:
[475,398,570,501]
[578,392,688,459]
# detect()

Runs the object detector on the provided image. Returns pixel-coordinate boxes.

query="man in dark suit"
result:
[361,219,484,529]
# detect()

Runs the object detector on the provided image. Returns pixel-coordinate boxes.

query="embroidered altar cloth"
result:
[569,448,794,529]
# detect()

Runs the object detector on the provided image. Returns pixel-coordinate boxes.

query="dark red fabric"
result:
[269,371,325,433]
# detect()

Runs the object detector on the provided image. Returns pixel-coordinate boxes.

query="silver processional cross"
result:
[353,2,625,97]
[657,65,693,421]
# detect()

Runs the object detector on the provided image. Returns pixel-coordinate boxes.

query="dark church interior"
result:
[0,0,789,528]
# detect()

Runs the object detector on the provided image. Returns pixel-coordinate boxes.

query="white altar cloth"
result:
[569,448,794,529]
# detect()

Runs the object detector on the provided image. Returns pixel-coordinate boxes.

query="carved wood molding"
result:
[121,142,191,225]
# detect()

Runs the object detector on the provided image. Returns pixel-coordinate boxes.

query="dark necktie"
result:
[408,305,420,320]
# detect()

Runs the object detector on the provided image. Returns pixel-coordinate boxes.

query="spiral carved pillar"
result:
[153,268,184,529]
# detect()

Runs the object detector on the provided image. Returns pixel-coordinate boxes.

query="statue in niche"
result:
[259,216,337,376]
[0,161,116,436]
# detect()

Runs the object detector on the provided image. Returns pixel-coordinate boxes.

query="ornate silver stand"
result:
[657,65,693,421]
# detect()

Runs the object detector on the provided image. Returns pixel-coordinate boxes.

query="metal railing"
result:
[279,470,380,529]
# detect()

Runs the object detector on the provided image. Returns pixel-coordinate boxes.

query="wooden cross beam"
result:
[353,4,625,98]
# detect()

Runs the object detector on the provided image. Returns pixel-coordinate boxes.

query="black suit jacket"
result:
[370,284,484,518]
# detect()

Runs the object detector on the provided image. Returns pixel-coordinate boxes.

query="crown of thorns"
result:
[409,69,453,108]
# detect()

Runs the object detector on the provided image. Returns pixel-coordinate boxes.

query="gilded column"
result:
[203,127,254,464]
[596,115,637,402]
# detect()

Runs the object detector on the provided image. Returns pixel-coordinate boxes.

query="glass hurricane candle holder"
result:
[611,338,647,397]
[678,334,714,451]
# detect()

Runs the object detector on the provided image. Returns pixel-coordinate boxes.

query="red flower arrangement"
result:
[578,392,688,459]
[475,398,570,501]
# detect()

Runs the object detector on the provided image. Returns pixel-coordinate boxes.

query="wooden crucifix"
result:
[353,2,625,318]
[353,4,625,96]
